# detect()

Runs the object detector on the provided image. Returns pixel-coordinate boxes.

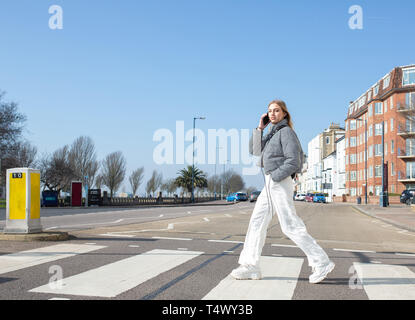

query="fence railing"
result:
[57,196,219,207]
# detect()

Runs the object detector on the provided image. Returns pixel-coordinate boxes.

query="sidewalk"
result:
[351,203,415,232]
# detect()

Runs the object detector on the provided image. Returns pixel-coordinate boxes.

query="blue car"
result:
[313,193,326,203]
[226,192,248,202]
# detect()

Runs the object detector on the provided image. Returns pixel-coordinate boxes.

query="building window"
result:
[326,137,330,144]
[367,90,372,101]
[406,162,415,179]
[406,119,415,132]
[375,185,382,196]
[391,140,394,153]
[406,92,415,109]
[369,165,373,178]
[345,122,348,132]
[406,139,415,156]
[375,123,382,135]
[383,75,391,89]
[350,154,357,164]
[390,96,394,109]
[350,137,356,147]
[369,125,373,137]
[375,144,382,156]
[368,105,373,117]
[391,162,395,176]
[373,85,379,96]
[375,165,382,177]
[350,171,357,181]
[391,118,394,131]
[385,121,388,134]
[375,102,383,114]
[403,68,415,86]
[369,145,373,158]
[350,120,356,130]
[384,100,388,113]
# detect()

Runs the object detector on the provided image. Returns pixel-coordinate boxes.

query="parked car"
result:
[400,189,415,205]
[294,193,306,201]
[313,193,326,203]
[305,193,315,202]
[250,191,261,202]
[226,192,248,202]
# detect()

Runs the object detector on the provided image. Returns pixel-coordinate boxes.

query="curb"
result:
[351,205,415,233]
[0,231,72,242]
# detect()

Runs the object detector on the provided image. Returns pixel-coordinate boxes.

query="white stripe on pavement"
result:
[353,262,415,300]
[202,256,304,300]
[29,249,204,298]
[333,248,375,253]
[0,244,106,276]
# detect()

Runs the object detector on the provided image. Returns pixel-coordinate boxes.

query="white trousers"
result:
[238,174,330,268]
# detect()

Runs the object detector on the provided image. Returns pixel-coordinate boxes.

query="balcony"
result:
[397,171,415,183]
[397,149,415,160]
[397,124,415,138]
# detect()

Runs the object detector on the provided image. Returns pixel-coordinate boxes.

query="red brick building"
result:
[345,65,415,197]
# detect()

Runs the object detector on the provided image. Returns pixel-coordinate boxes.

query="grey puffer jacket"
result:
[249,118,302,183]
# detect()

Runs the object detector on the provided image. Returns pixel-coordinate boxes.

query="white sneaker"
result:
[309,261,335,284]
[230,265,262,280]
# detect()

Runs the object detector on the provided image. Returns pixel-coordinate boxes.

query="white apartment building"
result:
[307,135,322,192]
[335,136,346,197]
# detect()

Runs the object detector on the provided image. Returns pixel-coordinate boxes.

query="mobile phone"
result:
[262,114,270,126]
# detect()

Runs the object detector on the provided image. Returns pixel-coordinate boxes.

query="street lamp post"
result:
[356,118,368,204]
[380,121,388,207]
[192,117,206,203]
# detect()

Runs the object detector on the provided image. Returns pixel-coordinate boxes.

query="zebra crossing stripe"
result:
[29,249,204,298]
[353,262,415,300]
[0,244,106,276]
[202,256,304,300]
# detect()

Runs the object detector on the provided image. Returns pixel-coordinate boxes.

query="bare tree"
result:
[160,178,178,197]
[100,151,127,198]
[39,146,76,194]
[129,167,144,197]
[0,91,28,188]
[68,136,99,189]
[146,170,163,197]
[221,169,245,194]
[2,140,37,169]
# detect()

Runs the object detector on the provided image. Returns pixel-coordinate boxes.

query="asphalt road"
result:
[1,201,415,301]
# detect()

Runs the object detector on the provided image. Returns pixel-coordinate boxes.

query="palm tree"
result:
[174,166,207,195]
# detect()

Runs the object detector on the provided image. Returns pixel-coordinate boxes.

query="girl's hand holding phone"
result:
[258,113,270,130]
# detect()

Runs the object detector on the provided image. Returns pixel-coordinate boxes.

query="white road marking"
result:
[224,214,232,217]
[333,248,375,253]
[98,234,136,238]
[271,244,299,248]
[202,256,304,300]
[128,245,140,248]
[29,249,204,298]
[395,253,415,257]
[353,262,415,300]
[208,240,244,244]
[49,298,71,300]
[203,218,210,222]
[0,244,106,275]
[152,236,192,241]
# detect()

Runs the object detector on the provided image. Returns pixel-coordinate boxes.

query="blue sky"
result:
[1,0,415,194]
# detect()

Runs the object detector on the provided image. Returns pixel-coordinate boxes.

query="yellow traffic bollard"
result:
[4,168,42,234]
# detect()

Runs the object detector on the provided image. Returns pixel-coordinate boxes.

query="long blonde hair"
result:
[268,99,294,129]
